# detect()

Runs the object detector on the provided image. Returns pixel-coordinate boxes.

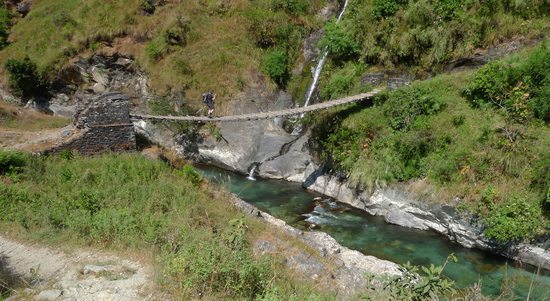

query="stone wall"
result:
[50,92,136,155]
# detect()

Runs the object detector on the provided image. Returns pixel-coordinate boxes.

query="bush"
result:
[167,217,272,299]
[484,197,542,242]
[384,86,446,131]
[320,63,361,99]
[0,150,28,174]
[178,165,201,186]
[521,43,550,122]
[434,0,464,21]
[364,254,457,300]
[164,17,190,47]
[464,44,550,122]
[0,4,11,49]
[463,61,512,109]
[246,9,286,48]
[372,0,407,19]
[392,130,436,180]
[145,35,169,60]
[318,21,359,62]
[321,126,362,171]
[4,57,49,99]
[264,48,290,87]
[270,0,309,15]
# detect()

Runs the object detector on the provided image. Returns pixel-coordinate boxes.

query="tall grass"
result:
[0,102,69,130]
[0,152,335,299]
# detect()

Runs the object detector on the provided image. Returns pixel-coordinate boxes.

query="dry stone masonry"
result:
[50,92,136,155]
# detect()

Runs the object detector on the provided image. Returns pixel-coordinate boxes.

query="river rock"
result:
[53,53,150,107]
[387,77,411,90]
[232,196,401,297]
[16,1,31,16]
[258,131,313,181]
[36,289,63,300]
[361,72,385,86]
[192,90,308,175]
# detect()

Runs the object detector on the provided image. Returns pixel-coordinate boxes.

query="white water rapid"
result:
[246,165,257,181]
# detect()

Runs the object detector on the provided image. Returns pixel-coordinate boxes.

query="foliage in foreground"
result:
[0,151,330,300]
[364,254,457,301]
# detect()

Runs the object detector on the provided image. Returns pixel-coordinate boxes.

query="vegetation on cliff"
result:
[314,43,550,242]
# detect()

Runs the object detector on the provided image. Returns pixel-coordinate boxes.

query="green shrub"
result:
[484,197,542,242]
[364,254,457,300]
[318,21,359,62]
[270,0,309,15]
[140,0,156,15]
[320,63,360,99]
[433,0,464,21]
[0,184,32,223]
[464,43,550,122]
[264,48,290,87]
[145,35,169,60]
[463,61,512,109]
[384,86,446,131]
[4,57,49,100]
[167,217,272,299]
[321,126,362,171]
[178,165,201,186]
[392,130,436,180]
[0,4,11,49]
[164,17,190,47]
[246,9,286,48]
[372,0,407,19]
[0,150,28,174]
[521,43,550,122]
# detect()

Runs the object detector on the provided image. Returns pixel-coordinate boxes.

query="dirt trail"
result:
[0,236,156,301]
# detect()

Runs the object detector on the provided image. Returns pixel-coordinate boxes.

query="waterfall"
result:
[300,0,350,117]
[246,165,257,181]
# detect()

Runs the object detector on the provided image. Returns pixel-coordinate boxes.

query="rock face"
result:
[142,87,315,179]
[49,93,136,155]
[49,53,150,117]
[233,196,401,297]
[305,172,550,271]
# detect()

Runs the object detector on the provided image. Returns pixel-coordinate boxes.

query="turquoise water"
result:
[199,166,550,299]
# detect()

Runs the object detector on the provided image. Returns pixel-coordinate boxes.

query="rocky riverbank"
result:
[304,171,550,271]
[231,194,401,298]
[137,112,550,273]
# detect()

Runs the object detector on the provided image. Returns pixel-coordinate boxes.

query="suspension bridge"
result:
[130,89,381,122]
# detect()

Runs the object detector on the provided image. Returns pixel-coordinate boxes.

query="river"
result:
[199,165,550,299]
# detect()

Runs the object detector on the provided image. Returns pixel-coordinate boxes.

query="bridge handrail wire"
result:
[130,89,381,122]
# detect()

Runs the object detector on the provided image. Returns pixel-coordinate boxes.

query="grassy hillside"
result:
[0,0,548,104]
[0,101,69,130]
[0,0,328,101]
[0,150,337,300]
[313,43,550,243]
[315,0,550,101]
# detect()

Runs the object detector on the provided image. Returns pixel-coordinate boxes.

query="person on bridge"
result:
[202,91,216,118]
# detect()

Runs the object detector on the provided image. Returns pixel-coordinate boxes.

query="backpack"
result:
[202,92,213,104]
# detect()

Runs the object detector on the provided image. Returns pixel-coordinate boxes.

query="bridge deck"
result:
[130,89,380,122]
